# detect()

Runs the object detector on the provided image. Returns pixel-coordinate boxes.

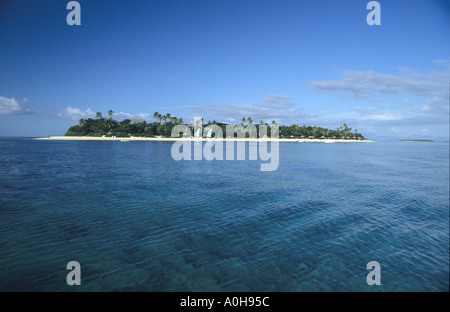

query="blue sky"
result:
[0,0,449,138]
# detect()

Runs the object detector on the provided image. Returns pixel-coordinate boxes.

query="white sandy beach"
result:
[34,136,372,143]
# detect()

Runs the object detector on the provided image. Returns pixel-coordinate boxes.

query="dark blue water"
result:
[0,138,448,291]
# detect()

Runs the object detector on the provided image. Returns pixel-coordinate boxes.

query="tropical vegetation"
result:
[65,111,366,140]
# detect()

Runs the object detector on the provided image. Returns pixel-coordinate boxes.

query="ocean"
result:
[0,138,448,291]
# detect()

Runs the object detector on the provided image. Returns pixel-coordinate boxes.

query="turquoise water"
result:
[0,138,448,291]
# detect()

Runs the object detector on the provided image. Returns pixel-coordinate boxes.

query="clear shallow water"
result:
[0,138,448,291]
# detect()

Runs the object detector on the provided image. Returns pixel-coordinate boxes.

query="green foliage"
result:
[65,111,188,138]
[65,125,85,136]
[277,123,365,140]
[145,122,158,135]
[65,111,366,140]
[114,132,130,138]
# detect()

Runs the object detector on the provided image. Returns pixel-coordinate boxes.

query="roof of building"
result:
[130,119,146,124]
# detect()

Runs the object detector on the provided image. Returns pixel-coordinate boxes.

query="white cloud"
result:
[361,113,401,121]
[310,69,445,100]
[260,94,296,109]
[57,107,95,120]
[114,112,150,120]
[135,113,150,119]
[389,127,399,133]
[57,107,151,121]
[433,59,450,66]
[418,96,449,113]
[310,60,450,105]
[401,98,411,106]
[190,94,315,125]
[0,96,30,115]
[308,63,450,137]
[114,112,134,119]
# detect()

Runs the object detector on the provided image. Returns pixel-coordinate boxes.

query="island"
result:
[36,110,371,142]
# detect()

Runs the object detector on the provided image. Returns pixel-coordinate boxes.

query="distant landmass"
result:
[399,139,435,142]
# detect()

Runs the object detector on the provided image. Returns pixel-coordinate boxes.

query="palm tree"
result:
[339,125,344,138]
[178,118,183,125]
[341,123,351,136]
[242,117,246,125]
[96,112,102,119]
[272,120,277,126]
[259,120,264,125]
[153,112,162,124]
[247,117,253,125]
[107,110,114,119]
